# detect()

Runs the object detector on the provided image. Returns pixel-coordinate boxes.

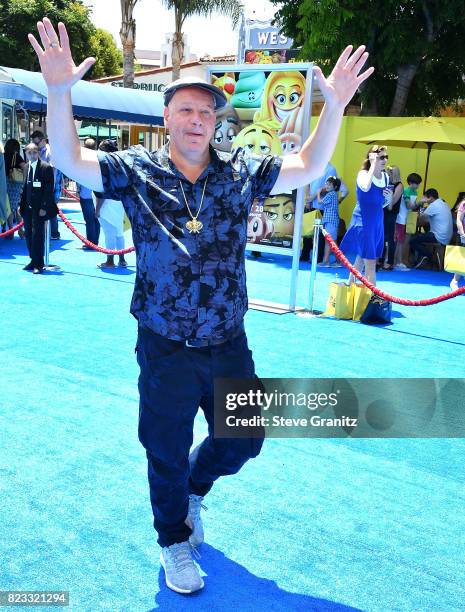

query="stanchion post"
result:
[308,219,322,313]
[44,219,50,266]
[43,218,61,272]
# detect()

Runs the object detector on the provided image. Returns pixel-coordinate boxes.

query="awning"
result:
[0,66,164,125]
[77,125,120,139]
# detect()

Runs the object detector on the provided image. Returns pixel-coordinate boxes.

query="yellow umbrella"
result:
[355,116,465,189]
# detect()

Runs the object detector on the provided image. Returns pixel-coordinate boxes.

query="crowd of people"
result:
[303,144,464,289]
[0,132,127,272]
[1,136,463,287]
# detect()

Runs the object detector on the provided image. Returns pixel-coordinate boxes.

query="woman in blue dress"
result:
[340,145,392,286]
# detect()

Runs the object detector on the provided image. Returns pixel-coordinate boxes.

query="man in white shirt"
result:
[410,188,453,269]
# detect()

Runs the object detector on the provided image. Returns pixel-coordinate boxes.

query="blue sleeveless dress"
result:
[340,171,387,259]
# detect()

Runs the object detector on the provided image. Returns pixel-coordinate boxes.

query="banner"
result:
[209,66,312,249]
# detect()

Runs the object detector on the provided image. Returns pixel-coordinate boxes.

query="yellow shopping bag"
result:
[352,284,372,321]
[444,245,465,275]
[302,209,321,237]
[406,211,418,234]
[324,282,354,320]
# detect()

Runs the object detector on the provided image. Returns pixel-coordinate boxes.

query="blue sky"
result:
[84,0,276,57]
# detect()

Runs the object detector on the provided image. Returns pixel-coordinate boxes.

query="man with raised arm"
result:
[29,18,373,595]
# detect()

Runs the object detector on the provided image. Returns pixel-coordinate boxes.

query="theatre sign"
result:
[237,17,300,64]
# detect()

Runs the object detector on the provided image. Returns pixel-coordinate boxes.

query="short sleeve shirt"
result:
[423,198,453,245]
[320,191,339,226]
[308,163,348,209]
[97,144,282,342]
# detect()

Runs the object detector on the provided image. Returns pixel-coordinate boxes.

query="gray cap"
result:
[163,76,227,109]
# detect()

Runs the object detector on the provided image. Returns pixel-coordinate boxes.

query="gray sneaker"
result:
[160,541,204,594]
[186,494,207,547]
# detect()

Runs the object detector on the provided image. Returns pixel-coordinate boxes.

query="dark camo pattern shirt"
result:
[98,144,282,342]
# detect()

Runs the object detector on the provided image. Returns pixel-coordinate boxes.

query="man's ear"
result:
[163,106,169,129]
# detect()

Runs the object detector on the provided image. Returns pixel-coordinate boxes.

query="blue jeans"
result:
[79,197,100,245]
[409,231,438,262]
[136,325,263,547]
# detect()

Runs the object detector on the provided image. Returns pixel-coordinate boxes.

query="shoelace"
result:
[169,542,199,572]
[191,545,201,561]
[189,497,208,521]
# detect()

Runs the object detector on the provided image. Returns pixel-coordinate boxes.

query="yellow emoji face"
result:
[254,71,306,127]
[232,122,282,156]
[272,80,303,119]
[263,194,295,236]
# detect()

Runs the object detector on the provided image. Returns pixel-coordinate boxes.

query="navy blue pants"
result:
[80,197,100,245]
[136,325,264,547]
[23,208,45,269]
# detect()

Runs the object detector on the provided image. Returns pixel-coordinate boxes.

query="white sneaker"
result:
[450,279,459,291]
[160,541,204,594]
[394,263,409,270]
[186,494,207,547]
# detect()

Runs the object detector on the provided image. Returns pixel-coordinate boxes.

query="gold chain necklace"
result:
[178,177,208,234]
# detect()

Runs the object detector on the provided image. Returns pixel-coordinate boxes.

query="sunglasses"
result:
[378,154,389,160]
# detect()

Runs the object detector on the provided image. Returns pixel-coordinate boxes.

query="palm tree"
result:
[162,0,243,80]
[120,0,139,88]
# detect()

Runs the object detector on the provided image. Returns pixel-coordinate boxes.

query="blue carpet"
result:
[1,205,464,611]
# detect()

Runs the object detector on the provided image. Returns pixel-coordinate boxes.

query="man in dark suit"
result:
[19,143,58,274]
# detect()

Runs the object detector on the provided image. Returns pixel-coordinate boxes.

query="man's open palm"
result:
[28,17,95,91]
[313,45,374,109]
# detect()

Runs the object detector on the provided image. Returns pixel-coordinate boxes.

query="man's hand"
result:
[278,108,303,156]
[28,17,95,91]
[313,45,374,110]
[39,209,46,217]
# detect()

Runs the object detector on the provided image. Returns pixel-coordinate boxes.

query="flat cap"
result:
[163,76,227,109]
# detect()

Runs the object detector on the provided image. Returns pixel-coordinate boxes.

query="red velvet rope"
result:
[62,187,79,201]
[57,209,135,255]
[323,229,465,305]
[0,221,24,238]
[60,188,135,255]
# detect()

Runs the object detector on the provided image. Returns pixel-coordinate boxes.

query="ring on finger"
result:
[49,41,59,48]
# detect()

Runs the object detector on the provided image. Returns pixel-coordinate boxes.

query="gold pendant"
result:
[185,219,203,234]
